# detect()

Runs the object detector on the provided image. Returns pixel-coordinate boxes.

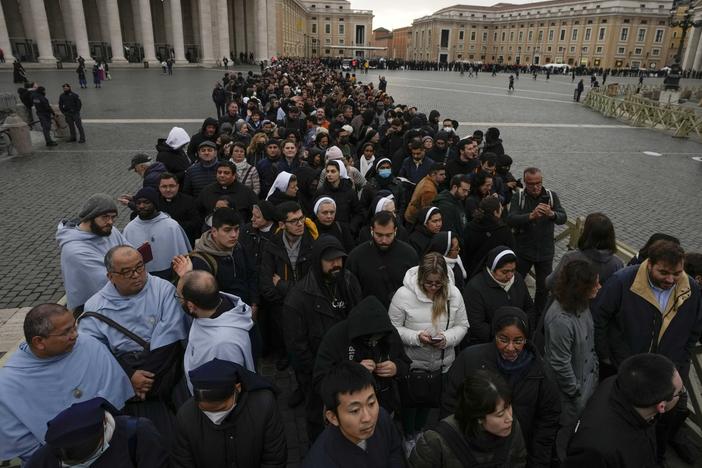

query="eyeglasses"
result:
[46,322,78,338]
[671,386,687,400]
[284,216,305,225]
[111,263,145,278]
[423,281,444,289]
[496,335,526,346]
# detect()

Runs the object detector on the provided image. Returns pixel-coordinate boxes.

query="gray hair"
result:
[24,303,70,343]
[104,245,136,272]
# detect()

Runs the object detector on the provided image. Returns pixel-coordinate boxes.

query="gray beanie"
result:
[79,193,118,222]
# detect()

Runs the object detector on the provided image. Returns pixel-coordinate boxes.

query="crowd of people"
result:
[1,57,702,468]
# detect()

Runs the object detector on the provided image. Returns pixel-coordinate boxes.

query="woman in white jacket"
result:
[389,252,469,452]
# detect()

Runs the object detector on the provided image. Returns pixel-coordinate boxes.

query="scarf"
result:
[195,231,232,257]
[445,256,468,280]
[487,267,515,292]
[359,154,375,178]
[496,347,534,386]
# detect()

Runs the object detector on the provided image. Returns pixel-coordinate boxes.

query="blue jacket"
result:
[398,156,434,184]
[594,262,702,374]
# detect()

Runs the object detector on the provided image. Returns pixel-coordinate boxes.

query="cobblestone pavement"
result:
[1,66,699,468]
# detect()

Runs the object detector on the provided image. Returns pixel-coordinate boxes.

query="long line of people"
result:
[1,57,701,468]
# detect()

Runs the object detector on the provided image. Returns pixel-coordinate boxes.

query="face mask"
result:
[378,168,392,178]
[203,403,236,425]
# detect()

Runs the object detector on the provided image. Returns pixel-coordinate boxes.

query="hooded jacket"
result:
[316,178,363,233]
[184,293,255,392]
[56,220,130,310]
[123,212,191,277]
[196,180,258,221]
[142,162,168,191]
[156,127,192,183]
[186,118,219,160]
[284,236,362,384]
[314,296,411,413]
[388,266,469,373]
[462,216,516,277]
[545,248,624,291]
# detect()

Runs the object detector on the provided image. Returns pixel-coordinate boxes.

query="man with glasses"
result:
[80,245,189,446]
[565,353,685,467]
[506,167,567,315]
[595,239,702,464]
[56,193,130,313]
[0,304,133,461]
[347,211,419,309]
[260,202,315,376]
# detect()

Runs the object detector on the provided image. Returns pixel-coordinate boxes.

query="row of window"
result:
[416,26,665,48]
[311,24,345,34]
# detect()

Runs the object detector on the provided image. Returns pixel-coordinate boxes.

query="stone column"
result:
[255,0,268,62]
[267,0,276,58]
[217,0,230,62]
[198,0,216,64]
[67,0,94,64]
[169,0,188,64]
[246,0,255,59]
[0,0,16,62]
[234,0,246,55]
[29,0,56,63]
[693,35,702,71]
[683,28,701,70]
[104,0,127,62]
[138,0,158,63]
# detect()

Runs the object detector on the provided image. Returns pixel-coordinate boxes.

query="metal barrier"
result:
[584,87,702,138]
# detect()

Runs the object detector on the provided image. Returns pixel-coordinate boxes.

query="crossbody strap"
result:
[79,311,150,351]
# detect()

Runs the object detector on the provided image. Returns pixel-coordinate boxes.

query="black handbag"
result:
[399,302,450,408]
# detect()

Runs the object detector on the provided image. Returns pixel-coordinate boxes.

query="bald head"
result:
[181,270,220,310]
[24,303,71,343]
[104,245,140,272]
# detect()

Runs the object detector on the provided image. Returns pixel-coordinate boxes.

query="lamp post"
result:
[665,0,702,88]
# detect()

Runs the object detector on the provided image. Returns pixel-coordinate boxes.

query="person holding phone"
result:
[506,167,567,316]
[389,252,469,455]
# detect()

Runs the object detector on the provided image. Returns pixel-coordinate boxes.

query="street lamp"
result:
[669,0,702,63]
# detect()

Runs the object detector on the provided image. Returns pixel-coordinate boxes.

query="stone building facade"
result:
[0,0,373,64]
[408,0,681,70]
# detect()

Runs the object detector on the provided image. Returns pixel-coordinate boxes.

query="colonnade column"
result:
[138,0,158,63]
[198,0,216,64]
[67,0,94,64]
[0,1,16,62]
[267,0,276,58]
[682,28,700,69]
[693,35,702,71]
[169,0,188,63]
[217,0,231,62]
[255,0,268,62]
[104,0,127,62]
[28,0,56,63]
[234,0,246,56]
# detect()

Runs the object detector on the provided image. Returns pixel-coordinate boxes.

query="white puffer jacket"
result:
[389,266,469,372]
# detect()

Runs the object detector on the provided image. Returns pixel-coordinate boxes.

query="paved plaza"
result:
[0,66,700,466]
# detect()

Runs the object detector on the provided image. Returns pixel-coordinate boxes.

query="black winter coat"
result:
[187,118,219,160]
[155,139,192,184]
[442,343,561,468]
[432,190,467,244]
[316,179,364,233]
[196,181,258,220]
[158,193,201,245]
[191,241,259,305]
[314,220,356,254]
[173,388,286,468]
[27,416,168,468]
[462,270,535,345]
[314,296,411,413]
[462,217,516,277]
[259,229,315,304]
[58,90,81,114]
[239,223,274,266]
[346,240,419,309]
[563,377,657,468]
[408,225,434,257]
[302,408,405,468]
[506,188,567,262]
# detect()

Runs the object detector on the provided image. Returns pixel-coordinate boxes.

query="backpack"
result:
[516,188,553,211]
[170,251,218,286]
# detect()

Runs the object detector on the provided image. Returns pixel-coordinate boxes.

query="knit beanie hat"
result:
[79,194,118,222]
[133,187,160,206]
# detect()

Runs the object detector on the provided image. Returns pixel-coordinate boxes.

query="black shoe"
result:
[275,356,289,371]
[287,387,305,408]
[46,141,58,147]
[669,433,699,465]
[78,139,86,143]
[67,138,76,142]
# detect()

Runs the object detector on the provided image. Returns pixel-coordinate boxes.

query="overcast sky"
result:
[352,0,542,31]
